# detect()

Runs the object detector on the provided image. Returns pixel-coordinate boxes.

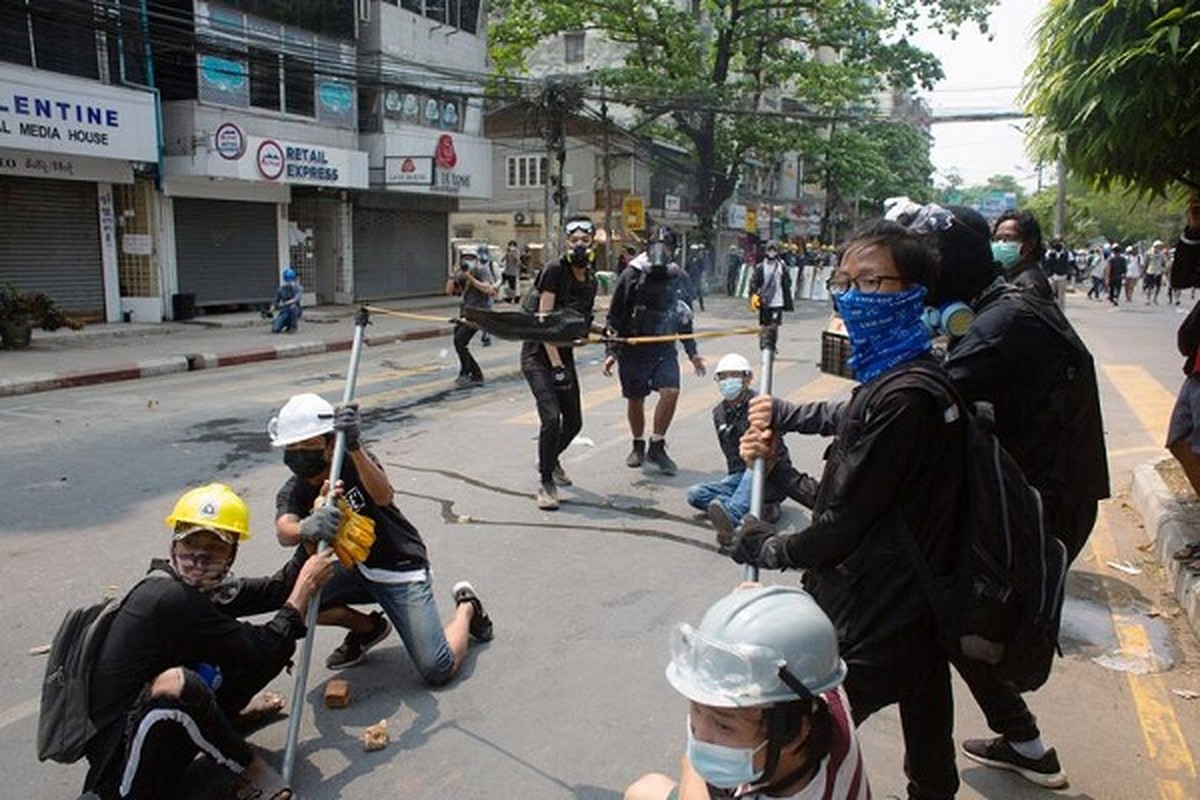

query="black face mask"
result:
[569,244,590,265]
[284,449,327,479]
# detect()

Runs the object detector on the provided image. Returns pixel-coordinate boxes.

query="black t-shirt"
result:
[520,256,598,364]
[275,455,429,571]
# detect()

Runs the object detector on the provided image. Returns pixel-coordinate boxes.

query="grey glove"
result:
[298,503,344,546]
[334,403,361,451]
[726,514,789,570]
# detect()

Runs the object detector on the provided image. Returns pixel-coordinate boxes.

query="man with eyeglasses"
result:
[521,215,600,510]
[727,220,967,800]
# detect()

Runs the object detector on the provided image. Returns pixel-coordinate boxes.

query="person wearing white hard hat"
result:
[625,586,869,800]
[1144,240,1166,304]
[685,353,814,540]
[78,484,335,800]
[269,393,494,680]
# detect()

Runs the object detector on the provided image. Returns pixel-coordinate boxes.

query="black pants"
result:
[86,669,253,799]
[523,349,583,483]
[1109,279,1122,305]
[843,620,958,800]
[454,320,483,380]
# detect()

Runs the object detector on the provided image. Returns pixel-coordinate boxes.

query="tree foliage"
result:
[1024,180,1189,245]
[1024,0,1200,194]
[490,0,996,241]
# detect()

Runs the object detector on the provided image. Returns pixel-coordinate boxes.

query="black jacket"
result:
[946,284,1109,505]
[770,356,965,659]
[749,259,795,312]
[712,393,809,506]
[86,554,308,792]
[1006,261,1053,301]
[606,263,698,359]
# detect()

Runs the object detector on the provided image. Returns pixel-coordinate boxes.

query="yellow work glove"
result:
[332,498,376,567]
[749,293,761,311]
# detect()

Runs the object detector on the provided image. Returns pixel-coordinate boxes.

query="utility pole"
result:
[540,77,578,258]
[601,94,616,273]
[1054,158,1067,241]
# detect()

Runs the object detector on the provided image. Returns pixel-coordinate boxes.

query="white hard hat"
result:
[666,586,846,708]
[714,353,753,376]
[268,393,335,447]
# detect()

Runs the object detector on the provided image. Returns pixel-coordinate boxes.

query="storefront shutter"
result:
[174,198,279,306]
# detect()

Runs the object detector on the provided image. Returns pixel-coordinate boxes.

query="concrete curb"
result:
[0,326,450,398]
[1130,459,1200,639]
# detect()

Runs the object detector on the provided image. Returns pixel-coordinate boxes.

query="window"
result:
[284,54,315,116]
[564,32,584,64]
[507,156,548,189]
[249,47,281,111]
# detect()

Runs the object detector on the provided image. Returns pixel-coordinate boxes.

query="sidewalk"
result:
[0,296,462,398]
[1131,458,1200,640]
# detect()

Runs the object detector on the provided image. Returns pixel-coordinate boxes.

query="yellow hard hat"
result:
[165,483,251,543]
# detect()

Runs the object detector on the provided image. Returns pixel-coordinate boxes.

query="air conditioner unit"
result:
[514,212,528,225]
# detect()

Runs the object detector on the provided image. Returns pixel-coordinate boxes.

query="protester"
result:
[1166,196,1200,497]
[1087,247,1107,300]
[521,215,600,510]
[605,228,707,476]
[269,267,303,334]
[270,393,494,683]
[1122,245,1142,303]
[749,241,794,326]
[625,586,869,800]
[1041,239,1071,308]
[729,219,966,800]
[451,248,496,386]
[83,483,336,800]
[685,352,812,537]
[991,210,1053,302]
[726,245,743,296]
[1106,246,1128,307]
[919,203,1108,789]
[502,240,521,302]
[1144,240,1167,305]
[686,244,708,312]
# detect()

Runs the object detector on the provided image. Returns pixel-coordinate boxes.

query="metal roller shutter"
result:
[353,208,445,299]
[0,177,103,315]
[174,198,278,306]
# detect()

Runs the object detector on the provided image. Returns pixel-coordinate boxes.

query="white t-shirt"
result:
[760,259,787,309]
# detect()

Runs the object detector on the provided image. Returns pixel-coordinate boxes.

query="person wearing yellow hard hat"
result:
[79,483,336,800]
[269,393,494,684]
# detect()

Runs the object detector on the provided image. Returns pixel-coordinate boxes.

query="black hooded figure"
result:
[916,203,1109,789]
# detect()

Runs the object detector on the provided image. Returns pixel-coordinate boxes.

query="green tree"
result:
[937,174,1027,208]
[490,0,996,243]
[1024,0,1200,194]
[1025,181,1188,245]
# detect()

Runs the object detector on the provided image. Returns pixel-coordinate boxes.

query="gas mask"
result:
[647,241,671,273]
[922,301,975,339]
[569,244,591,266]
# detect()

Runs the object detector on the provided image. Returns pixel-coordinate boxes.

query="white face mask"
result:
[686,717,767,789]
[991,240,1021,269]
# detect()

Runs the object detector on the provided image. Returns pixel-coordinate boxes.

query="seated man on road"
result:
[83,483,335,800]
[685,352,814,537]
[625,585,869,800]
[270,393,494,683]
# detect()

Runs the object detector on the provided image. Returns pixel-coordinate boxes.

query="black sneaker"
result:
[626,439,646,468]
[326,611,391,670]
[453,581,494,642]
[643,439,677,476]
[962,737,1068,789]
[707,499,737,547]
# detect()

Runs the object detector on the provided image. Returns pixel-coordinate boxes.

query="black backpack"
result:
[873,364,1069,692]
[37,572,169,763]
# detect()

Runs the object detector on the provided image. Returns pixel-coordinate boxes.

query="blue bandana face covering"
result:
[835,285,932,383]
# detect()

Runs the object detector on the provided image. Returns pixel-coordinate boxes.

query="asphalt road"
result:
[4,292,1199,799]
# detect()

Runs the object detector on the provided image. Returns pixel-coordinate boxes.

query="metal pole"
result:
[744,323,778,583]
[282,306,371,784]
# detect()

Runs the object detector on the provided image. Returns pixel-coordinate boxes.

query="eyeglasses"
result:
[825,274,904,296]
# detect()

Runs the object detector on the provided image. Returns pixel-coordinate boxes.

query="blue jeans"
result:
[685,470,751,523]
[272,304,301,333]
[321,566,456,685]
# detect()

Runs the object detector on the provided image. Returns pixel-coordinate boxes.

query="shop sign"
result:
[744,207,757,233]
[0,63,157,162]
[214,122,245,160]
[167,133,369,188]
[384,156,434,186]
[664,194,681,213]
[0,147,134,183]
[623,196,645,230]
[726,204,747,229]
[372,129,491,199]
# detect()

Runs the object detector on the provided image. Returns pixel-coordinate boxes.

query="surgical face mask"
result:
[284,448,326,479]
[718,377,746,401]
[686,718,766,789]
[991,240,1021,269]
